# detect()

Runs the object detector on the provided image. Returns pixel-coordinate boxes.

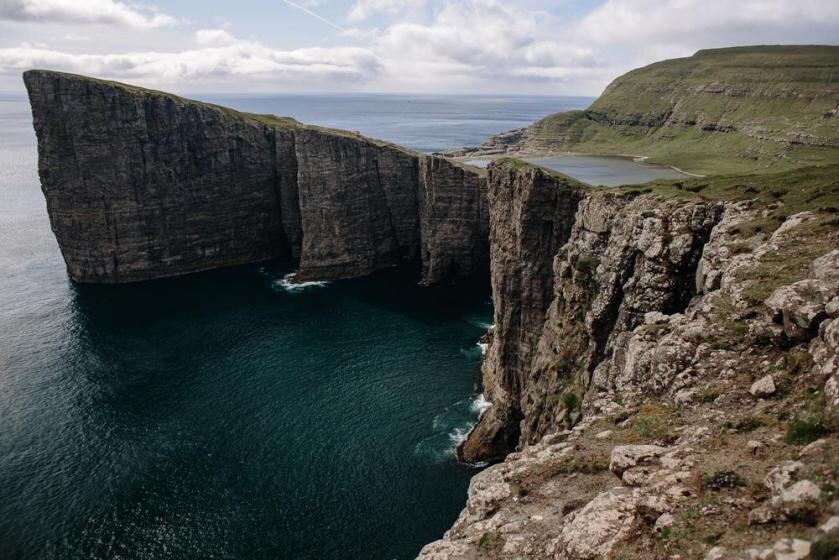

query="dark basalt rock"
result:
[24,70,488,284]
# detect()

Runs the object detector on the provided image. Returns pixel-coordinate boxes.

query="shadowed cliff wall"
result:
[24,70,488,284]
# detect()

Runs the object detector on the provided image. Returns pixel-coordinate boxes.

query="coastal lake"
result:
[465,154,690,186]
[1,91,684,559]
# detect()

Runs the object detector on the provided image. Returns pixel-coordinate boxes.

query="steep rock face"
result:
[24,70,488,284]
[292,128,420,280]
[419,156,490,283]
[24,69,292,282]
[458,162,585,463]
[460,161,723,463]
[421,184,839,560]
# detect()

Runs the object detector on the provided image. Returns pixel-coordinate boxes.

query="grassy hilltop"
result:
[487,46,839,175]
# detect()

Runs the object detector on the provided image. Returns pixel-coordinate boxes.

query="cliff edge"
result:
[24,70,488,284]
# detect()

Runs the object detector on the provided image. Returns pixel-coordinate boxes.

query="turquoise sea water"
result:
[0,93,582,560]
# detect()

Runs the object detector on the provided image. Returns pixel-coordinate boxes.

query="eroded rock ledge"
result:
[24,70,488,284]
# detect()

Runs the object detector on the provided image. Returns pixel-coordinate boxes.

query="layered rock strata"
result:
[24,70,487,284]
[457,162,586,463]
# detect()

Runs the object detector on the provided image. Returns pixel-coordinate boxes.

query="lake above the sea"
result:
[465,154,690,186]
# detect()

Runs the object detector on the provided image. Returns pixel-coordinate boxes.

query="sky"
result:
[0,0,837,95]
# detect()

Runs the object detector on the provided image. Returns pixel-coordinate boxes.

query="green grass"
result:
[785,420,830,445]
[623,163,839,213]
[698,388,721,403]
[561,391,580,411]
[576,256,600,275]
[624,404,679,442]
[507,46,839,176]
[478,532,504,550]
[810,535,839,560]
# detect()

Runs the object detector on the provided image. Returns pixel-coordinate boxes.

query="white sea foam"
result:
[273,273,329,293]
[477,341,488,355]
[470,393,491,415]
[415,393,491,464]
[448,426,469,446]
[465,316,494,330]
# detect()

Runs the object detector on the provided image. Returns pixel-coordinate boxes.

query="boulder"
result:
[749,375,776,397]
[748,505,776,525]
[654,512,675,532]
[764,461,803,493]
[765,250,839,343]
[554,488,640,559]
[770,538,811,560]
[609,445,667,476]
[799,438,827,458]
[778,480,821,504]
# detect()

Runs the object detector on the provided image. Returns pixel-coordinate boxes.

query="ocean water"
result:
[0,90,693,559]
[195,93,593,154]
[0,93,583,560]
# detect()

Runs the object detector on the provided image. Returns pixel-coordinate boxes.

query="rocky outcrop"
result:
[24,70,488,284]
[419,156,490,283]
[460,160,722,463]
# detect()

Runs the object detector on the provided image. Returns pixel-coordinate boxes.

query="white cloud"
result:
[1,0,838,94]
[573,0,839,46]
[348,0,424,22]
[0,34,379,87]
[0,0,175,30]
[194,28,237,47]
[62,33,91,42]
[369,0,599,89]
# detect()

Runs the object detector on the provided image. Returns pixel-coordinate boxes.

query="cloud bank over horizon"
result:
[0,0,837,95]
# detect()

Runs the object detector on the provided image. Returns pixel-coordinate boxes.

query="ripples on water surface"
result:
[1,93,592,559]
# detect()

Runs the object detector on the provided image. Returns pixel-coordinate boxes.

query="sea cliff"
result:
[24,70,488,284]
[22,57,839,560]
[424,160,839,559]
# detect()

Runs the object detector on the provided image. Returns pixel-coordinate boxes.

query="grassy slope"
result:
[523,46,839,175]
